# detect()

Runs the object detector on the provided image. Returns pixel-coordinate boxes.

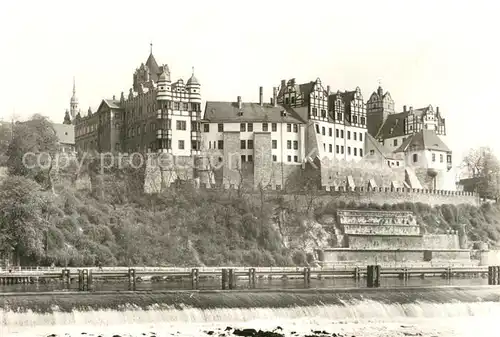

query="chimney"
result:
[290,78,296,86]
[436,106,440,113]
[237,96,242,109]
[281,79,286,88]
[112,95,116,100]
[259,87,263,106]
[273,87,278,107]
[327,85,330,95]
[403,105,407,112]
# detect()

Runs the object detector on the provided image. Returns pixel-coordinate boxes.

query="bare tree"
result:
[462,146,500,200]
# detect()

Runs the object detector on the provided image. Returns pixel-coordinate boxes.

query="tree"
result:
[462,146,500,200]
[6,114,59,190]
[0,176,52,264]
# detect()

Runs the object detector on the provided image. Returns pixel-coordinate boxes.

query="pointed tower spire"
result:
[150,41,153,55]
[70,76,79,119]
[192,66,195,76]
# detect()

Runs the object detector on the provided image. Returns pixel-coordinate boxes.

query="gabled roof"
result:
[365,133,400,160]
[394,129,450,153]
[375,112,408,139]
[204,102,306,124]
[52,123,75,145]
[97,99,124,111]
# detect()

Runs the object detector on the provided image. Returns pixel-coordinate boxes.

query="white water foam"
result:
[2,300,500,337]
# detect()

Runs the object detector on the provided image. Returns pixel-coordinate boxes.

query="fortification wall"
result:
[322,249,470,264]
[346,235,424,249]
[422,234,459,250]
[322,249,423,263]
[337,209,415,225]
[343,224,421,236]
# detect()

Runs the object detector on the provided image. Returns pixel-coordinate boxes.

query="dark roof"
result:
[365,133,400,160]
[145,53,160,76]
[394,129,450,153]
[375,112,409,139]
[375,106,436,139]
[203,102,307,123]
[52,123,75,145]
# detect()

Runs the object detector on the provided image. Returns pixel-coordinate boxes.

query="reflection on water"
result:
[0,275,488,293]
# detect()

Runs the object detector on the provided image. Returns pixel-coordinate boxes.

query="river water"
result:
[1,277,499,337]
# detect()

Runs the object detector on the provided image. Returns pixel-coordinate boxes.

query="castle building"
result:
[73,46,202,156]
[366,85,454,190]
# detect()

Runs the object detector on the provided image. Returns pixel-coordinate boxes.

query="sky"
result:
[0,0,499,170]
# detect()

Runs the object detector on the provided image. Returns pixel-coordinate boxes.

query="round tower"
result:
[186,67,201,104]
[156,69,172,101]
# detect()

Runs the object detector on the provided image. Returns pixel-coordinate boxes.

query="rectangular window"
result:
[218,140,224,149]
[341,146,344,154]
[272,155,277,162]
[370,149,375,155]
[287,155,291,162]
[322,127,325,135]
[241,140,246,149]
[432,153,436,162]
[247,123,253,132]
[336,129,339,138]
[354,132,357,141]
[316,125,320,134]
[347,131,351,140]
[440,154,443,163]
[329,144,333,152]
[336,145,339,153]
[247,140,253,149]
[354,148,357,156]
[240,123,246,132]
[272,140,277,149]
[360,149,363,157]
[293,124,298,133]
[262,123,268,132]
[241,155,246,163]
[394,139,398,146]
[359,132,363,141]
[248,155,253,162]
[174,102,180,110]
[287,124,292,132]
[348,147,351,155]
[287,140,292,149]
[176,120,186,130]
[293,140,298,150]
[293,155,298,163]
[218,123,224,132]
[203,124,210,132]
[329,128,333,137]
[361,117,366,125]
[183,103,188,111]
[178,140,185,149]
[341,130,344,138]
[272,123,277,132]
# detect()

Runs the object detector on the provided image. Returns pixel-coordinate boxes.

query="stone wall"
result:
[337,209,415,225]
[346,235,424,249]
[322,249,423,263]
[422,234,460,250]
[343,224,421,236]
[322,249,471,264]
[253,132,273,189]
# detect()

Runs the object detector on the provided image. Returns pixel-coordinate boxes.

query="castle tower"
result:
[70,77,79,119]
[366,85,394,137]
[156,68,173,153]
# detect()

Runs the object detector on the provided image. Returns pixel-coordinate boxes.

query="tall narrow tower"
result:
[70,77,79,119]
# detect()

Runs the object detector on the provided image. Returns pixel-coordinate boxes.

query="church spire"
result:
[70,76,79,119]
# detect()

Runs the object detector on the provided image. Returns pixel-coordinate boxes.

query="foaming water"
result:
[2,287,500,337]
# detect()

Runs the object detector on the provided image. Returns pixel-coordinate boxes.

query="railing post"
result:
[191,268,199,290]
[128,268,136,291]
[367,265,381,288]
[303,267,311,287]
[228,268,235,290]
[248,268,256,289]
[87,268,93,291]
[221,268,227,290]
